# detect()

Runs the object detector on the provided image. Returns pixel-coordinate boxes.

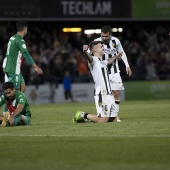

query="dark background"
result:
[0,0,170,85]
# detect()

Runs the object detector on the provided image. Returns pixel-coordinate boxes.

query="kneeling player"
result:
[0,82,31,127]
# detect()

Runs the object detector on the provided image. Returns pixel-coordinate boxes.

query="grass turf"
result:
[0,100,170,170]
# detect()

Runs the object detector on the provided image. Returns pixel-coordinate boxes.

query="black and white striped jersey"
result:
[94,36,129,74]
[88,56,112,95]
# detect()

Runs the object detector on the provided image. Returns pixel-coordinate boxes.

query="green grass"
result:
[0,100,170,170]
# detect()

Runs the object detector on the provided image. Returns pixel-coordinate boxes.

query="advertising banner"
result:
[40,0,131,19]
[132,0,170,18]
[0,0,131,20]
[25,83,125,104]
[124,80,170,100]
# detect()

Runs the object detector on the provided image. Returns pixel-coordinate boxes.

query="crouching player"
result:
[0,82,31,127]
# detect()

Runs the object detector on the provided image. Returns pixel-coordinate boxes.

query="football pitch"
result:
[0,100,170,170]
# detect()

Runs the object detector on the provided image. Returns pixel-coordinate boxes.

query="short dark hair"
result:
[89,41,102,51]
[101,26,112,34]
[2,82,14,90]
[16,21,28,32]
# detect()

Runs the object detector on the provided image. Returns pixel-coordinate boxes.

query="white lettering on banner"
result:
[61,1,112,15]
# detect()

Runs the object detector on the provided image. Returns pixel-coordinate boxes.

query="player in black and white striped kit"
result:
[94,26,132,119]
[72,41,122,123]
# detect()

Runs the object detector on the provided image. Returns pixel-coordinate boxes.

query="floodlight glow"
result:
[63,28,68,32]
[118,28,123,32]
[112,28,118,32]
[84,27,124,35]
[62,28,82,32]
[84,30,95,34]
[70,28,82,32]
[94,29,101,34]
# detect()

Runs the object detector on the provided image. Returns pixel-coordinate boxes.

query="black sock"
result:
[84,113,89,119]
[115,100,120,104]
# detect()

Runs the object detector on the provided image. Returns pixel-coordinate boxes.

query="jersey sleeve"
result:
[18,93,26,106]
[88,56,95,69]
[17,39,28,54]
[22,51,35,65]
[0,95,6,107]
[103,60,108,65]
[87,48,92,54]
[17,39,35,65]
[2,57,7,68]
[116,38,129,67]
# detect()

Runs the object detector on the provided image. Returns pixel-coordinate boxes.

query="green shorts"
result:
[22,115,31,125]
[6,73,25,90]
[11,115,31,126]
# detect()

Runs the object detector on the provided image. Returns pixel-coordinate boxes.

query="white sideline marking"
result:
[0,134,170,137]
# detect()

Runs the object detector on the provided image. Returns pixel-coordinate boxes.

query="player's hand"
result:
[32,64,43,74]
[116,52,123,60]
[35,67,43,74]
[9,115,14,125]
[126,67,132,76]
[83,45,89,52]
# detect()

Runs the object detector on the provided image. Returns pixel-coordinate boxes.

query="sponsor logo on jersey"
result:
[104,48,116,55]
[22,44,26,49]
[19,99,24,102]
[112,43,115,47]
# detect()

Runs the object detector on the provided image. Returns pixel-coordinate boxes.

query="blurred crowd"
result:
[0,21,170,86]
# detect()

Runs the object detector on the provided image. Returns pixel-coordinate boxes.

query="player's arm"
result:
[83,45,93,64]
[0,95,6,107]
[117,39,132,76]
[107,52,123,65]
[11,104,24,117]
[9,94,26,125]
[22,51,43,74]
[121,52,132,76]
[18,40,43,74]
[9,104,24,125]
[2,57,7,73]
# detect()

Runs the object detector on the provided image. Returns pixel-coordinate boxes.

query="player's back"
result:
[5,34,24,74]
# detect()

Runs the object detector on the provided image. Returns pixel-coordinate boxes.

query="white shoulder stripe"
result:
[10,37,15,40]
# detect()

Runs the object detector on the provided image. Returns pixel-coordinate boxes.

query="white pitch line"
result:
[0,134,170,137]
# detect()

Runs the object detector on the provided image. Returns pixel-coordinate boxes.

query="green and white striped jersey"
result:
[5,34,28,74]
